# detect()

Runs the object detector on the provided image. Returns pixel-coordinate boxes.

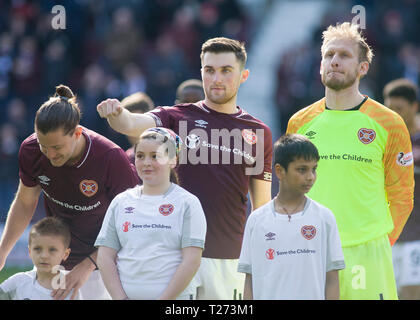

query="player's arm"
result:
[384,119,414,245]
[325,270,339,300]
[96,246,128,300]
[243,273,253,300]
[97,98,156,137]
[0,180,41,271]
[158,246,202,300]
[249,178,271,211]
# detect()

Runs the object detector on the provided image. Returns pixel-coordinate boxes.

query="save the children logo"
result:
[301,225,316,240]
[185,134,201,149]
[357,128,376,144]
[265,248,275,260]
[79,180,98,197]
[159,204,174,216]
[122,221,131,232]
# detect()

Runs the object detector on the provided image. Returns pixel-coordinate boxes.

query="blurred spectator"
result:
[275,0,420,133]
[104,6,143,74]
[0,0,252,223]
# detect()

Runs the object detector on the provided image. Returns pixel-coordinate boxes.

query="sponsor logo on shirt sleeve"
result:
[396,151,413,167]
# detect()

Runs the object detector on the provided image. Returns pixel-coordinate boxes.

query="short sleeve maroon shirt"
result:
[147,102,273,258]
[19,127,140,269]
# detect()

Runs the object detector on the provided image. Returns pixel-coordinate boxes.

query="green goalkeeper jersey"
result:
[287,97,414,247]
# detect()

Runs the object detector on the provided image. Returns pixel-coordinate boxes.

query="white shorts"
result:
[392,240,420,287]
[194,258,245,300]
[79,269,111,300]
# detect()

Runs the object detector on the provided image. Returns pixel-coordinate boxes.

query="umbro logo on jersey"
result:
[38,175,51,185]
[195,120,208,128]
[124,207,135,214]
[265,232,276,241]
[305,131,316,139]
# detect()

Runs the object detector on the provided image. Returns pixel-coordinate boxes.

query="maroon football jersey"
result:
[398,131,420,242]
[19,127,140,269]
[147,101,273,258]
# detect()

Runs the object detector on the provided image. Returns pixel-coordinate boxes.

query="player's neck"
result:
[204,97,239,114]
[325,86,365,111]
[274,191,306,215]
[67,133,87,166]
[36,271,56,290]
[142,181,172,196]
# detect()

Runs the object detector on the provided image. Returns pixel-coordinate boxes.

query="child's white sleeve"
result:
[94,197,122,251]
[0,273,19,300]
[326,210,346,272]
[237,214,254,275]
[181,195,207,249]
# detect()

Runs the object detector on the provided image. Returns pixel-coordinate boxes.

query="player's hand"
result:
[51,259,95,300]
[97,98,123,118]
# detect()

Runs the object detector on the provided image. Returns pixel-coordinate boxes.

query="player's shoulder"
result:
[83,127,129,159]
[235,108,272,131]
[114,184,140,201]
[360,97,407,130]
[248,200,274,222]
[306,197,336,222]
[287,98,326,131]
[20,132,40,152]
[19,133,43,163]
[170,183,201,204]
[0,270,35,289]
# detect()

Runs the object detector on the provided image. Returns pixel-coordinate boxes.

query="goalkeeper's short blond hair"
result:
[321,22,373,64]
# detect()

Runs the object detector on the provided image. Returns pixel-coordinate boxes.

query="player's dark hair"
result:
[121,92,155,114]
[134,131,180,184]
[35,84,81,135]
[383,78,418,104]
[274,134,320,171]
[29,217,71,248]
[200,37,247,68]
[175,79,205,104]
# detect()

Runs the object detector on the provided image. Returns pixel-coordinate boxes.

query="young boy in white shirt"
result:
[0,217,78,300]
[238,133,345,300]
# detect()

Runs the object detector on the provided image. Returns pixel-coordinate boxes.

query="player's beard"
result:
[322,68,358,91]
[206,87,237,105]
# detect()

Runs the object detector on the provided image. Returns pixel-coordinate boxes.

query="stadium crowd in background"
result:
[275,0,420,132]
[0,0,250,223]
